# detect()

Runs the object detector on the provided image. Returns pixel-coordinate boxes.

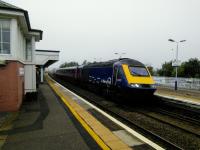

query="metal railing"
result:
[153,76,200,90]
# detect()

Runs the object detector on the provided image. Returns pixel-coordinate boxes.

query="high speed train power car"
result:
[54,58,156,96]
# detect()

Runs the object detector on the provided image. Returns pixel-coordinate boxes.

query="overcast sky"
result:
[6,0,200,68]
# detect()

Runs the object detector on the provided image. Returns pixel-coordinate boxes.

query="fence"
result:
[153,76,200,90]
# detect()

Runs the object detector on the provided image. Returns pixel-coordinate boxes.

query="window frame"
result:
[128,66,150,77]
[0,19,11,55]
[25,38,32,61]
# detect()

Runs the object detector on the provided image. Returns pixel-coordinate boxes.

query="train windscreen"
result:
[129,66,149,76]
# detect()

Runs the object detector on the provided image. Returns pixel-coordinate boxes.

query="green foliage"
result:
[59,61,79,68]
[157,61,173,77]
[147,66,154,76]
[180,58,200,78]
[157,58,200,78]
[82,60,87,65]
[82,60,91,65]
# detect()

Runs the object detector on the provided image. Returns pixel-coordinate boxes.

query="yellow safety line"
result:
[0,112,18,131]
[0,112,18,149]
[46,76,111,150]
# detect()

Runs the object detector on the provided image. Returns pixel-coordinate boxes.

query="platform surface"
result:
[0,76,166,150]
[155,86,200,105]
[0,83,100,150]
[45,75,162,150]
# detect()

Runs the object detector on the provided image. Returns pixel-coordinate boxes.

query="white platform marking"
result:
[113,130,143,147]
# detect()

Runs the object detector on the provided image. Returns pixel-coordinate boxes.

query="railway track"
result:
[132,108,200,138]
[152,107,200,126]
[50,75,200,149]
[89,100,183,150]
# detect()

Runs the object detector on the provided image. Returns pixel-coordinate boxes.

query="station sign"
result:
[19,67,24,76]
[172,60,181,67]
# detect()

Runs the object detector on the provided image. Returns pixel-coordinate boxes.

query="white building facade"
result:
[0,1,59,111]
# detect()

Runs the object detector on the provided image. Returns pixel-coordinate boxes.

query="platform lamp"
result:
[168,39,186,90]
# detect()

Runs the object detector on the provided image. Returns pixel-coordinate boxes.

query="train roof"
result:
[56,58,145,71]
[57,66,78,70]
[119,58,145,66]
[83,58,145,68]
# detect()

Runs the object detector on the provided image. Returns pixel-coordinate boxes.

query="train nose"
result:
[129,83,156,89]
[130,83,141,88]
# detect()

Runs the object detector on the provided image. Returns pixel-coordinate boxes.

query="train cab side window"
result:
[113,67,117,76]
[113,67,118,84]
[117,68,122,79]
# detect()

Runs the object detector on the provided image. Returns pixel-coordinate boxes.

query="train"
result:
[53,58,156,97]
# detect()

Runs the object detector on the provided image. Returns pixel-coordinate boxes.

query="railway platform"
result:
[0,82,101,150]
[0,75,162,150]
[155,86,200,105]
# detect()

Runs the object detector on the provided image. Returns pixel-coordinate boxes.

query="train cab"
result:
[113,59,156,95]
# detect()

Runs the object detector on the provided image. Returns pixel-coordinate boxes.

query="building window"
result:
[0,20,10,54]
[26,39,32,61]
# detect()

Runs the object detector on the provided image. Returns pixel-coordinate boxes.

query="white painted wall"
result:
[17,23,26,61]
[11,18,18,60]
[0,16,38,94]
[35,51,59,66]
[31,36,36,63]
[24,65,36,93]
[24,36,37,93]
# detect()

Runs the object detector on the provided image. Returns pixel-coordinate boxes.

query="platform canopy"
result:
[35,49,60,68]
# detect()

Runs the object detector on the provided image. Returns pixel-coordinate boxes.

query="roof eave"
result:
[0,6,43,40]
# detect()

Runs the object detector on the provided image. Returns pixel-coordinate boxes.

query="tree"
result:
[181,58,200,78]
[82,60,87,65]
[156,58,200,78]
[146,65,154,76]
[157,61,174,77]
[59,61,79,68]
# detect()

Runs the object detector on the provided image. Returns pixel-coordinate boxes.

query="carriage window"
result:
[129,66,149,76]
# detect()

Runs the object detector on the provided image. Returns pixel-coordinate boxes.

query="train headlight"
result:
[150,84,156,89]
[130,83,141,88]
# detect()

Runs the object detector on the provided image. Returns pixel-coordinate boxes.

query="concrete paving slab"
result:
[113,130,143,147]
[106,139,131,150]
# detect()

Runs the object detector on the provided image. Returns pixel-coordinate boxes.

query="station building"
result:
[0,1,59,111]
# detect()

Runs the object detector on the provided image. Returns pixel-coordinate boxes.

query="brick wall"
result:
[0,61,24,111]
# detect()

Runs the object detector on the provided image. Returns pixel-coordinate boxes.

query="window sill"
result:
[0,54,11,56]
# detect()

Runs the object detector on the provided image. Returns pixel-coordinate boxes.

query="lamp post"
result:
[93,58,102,62]
[115,52,126,59]
[168,39,186,90]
